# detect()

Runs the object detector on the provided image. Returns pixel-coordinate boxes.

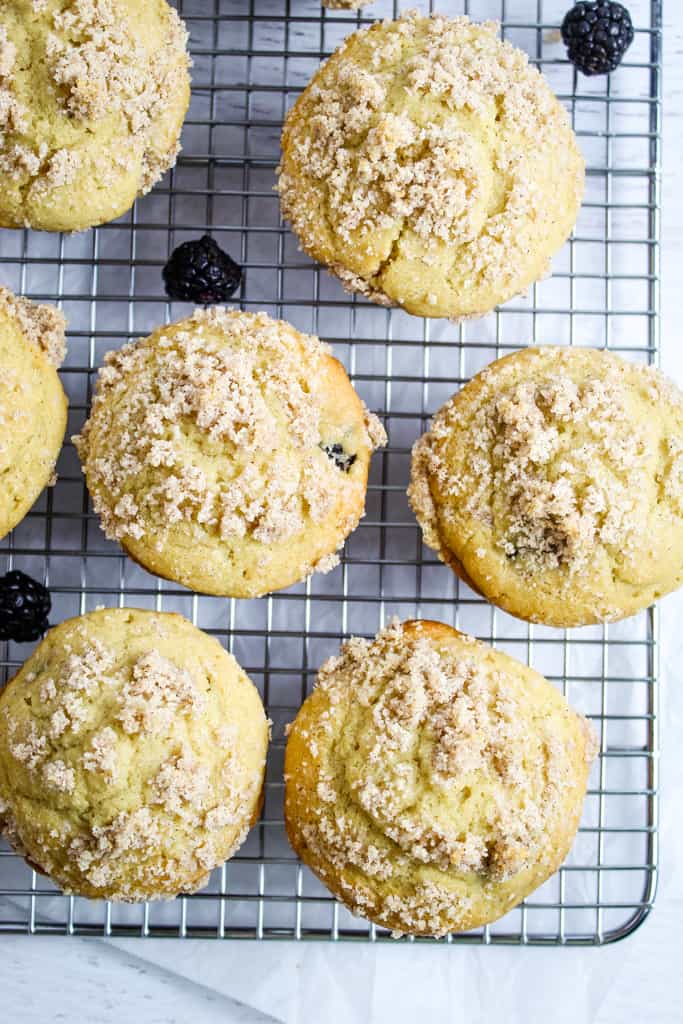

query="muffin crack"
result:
[278,11,584,318]
[410,347,683,626]
[0,0,191,231]
[318,623,583,878]
[286,619,596,936]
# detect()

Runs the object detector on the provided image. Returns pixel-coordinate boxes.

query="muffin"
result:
[0,286,67,541]
[409,346,683,627]
[278,12,584,320]
[285,618,596,936]
[74,308,386,597]
[0,608,269,901]
[0,0,190,232]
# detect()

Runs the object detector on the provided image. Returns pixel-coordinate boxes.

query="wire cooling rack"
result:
[0,0,661,945]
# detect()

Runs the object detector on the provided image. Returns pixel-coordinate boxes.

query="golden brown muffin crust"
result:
[285,618,596,936]
[0,0,191,232]
[278,12,584,320]
[409,346,683,626]
[0,286,67,541]
[74,308,386,597]
[0,608,269,902]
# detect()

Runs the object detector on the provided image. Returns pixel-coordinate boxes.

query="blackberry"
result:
[162,235,242,305]
[0,571,51,643]
[561,2,634,76]
[321,443,357,473]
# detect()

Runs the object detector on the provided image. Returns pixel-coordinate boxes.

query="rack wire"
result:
[0,0,661,944]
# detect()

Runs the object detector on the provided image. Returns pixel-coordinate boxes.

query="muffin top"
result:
[285,619,596,936]
[278,12,584,319]
[0,0,190,231]
[410,346,683,626]
[0,286,67,541]
[74,308,386,597]
[0,608,269,901]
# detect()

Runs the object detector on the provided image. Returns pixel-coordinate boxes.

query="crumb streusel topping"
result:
[322,0,369,8]
[278,12,584,318]
[74,308,385,568]
[44,0,189,189]
[411,349,683,575]
[0,285,67,542]
[0,0,191,230]
[0,609,268,901]
[286,619,596,936]
[409,347,683,626]
[0,285,66,367]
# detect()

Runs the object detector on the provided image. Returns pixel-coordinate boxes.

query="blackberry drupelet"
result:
[162,235,242,305]
[561,2,634,76]
[321,443,357,473]
[0,571,51,643]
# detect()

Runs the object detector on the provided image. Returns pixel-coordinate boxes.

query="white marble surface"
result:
[3,6,683,1022]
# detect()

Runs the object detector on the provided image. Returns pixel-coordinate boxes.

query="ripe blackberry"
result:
[321,443,357,473]
[0,571,51,643]
[162,235,242,305]
[561,2,634,76]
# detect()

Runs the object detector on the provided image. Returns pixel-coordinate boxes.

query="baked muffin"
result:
[0,286,67,541]
[410,346,683,627]
[0,0,190,232]
[323,1,369,8]
[74,308,386,597]
[278,12,584,320]
[0,608,269,901]
[285,618,596,936]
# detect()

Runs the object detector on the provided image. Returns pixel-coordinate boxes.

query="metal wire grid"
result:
[0,0,661,944]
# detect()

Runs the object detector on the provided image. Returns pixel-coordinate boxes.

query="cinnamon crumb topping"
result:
[117,651,207,737]
[278,12,584,313]
[45,0,189,189]
[152,749,211,817]
[0,26,16,79]
[0,286,66,367]
[410,348,683,583]
[81,726,118,782]
[0,0,190,217]
[323,0,368,8]
[68,807,162,893]
[288,618,596,935]
[42,759,76,794]
[311,551,340,575]
[8,720,47,770]
[0,24,27,150]
[74,308,385,559]
[0,610,268,902]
